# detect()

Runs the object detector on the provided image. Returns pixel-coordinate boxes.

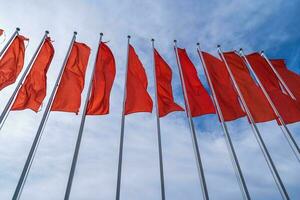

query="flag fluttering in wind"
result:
[154,49,184,117]
[0,35,28,90]
[86,42,116,115]
[202,52,246,121]
[223,52,277,123]
[176,48,215,117]
[51,41,91,114]
[11,37,54,112]
[124,44,153,115]
[246,53,300,124]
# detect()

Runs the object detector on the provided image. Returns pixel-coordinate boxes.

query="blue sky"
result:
[0,0,299,200]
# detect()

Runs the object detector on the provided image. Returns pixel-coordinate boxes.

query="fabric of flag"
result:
[86,42,116,115]
[0,29,4,36]
[0,35,28,90]
[51,42,91,114]
[202,51,246,121]
[176,48,215,117]
[223,52,277,123]
[154,49,184,117]
[11,37,54,112]
[271,59,300,103]
[246,53,300,124]
[124,44,153,115]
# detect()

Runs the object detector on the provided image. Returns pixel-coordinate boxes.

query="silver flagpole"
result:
[151,39,166,200]
[197,44,251,200]
[261,51,296,100]
[240,49,300,160]
[218,45,290,200]
[174,40,209,200]
[12,32,77,200]
[0,27,20,58]
[115,35,130,200]
[64,33,103,200]
[0,30,50,128]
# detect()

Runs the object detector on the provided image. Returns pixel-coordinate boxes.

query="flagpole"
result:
[240,49,300,160]
[12,32,77,200]
[115,35,130,200]
[218,45,290,200]
[0,27,20,58]
[174,40,209,200]
[261,51,296,100]
[0,30,50,128]
[151,39,166,200]
[197,44,251,200]
[64,33,103,200]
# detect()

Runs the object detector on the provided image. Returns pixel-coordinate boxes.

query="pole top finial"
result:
[16,27,20,31]
[261,50,264,54]
[127,35,131,39]
[217,44,221,48]
[174,40,177,43]
[100,32,103,36]
[239,48,243,51]
[45,30,50,34]
[151,38,154,42]
[74,31,78,35]
[196,42,200,45]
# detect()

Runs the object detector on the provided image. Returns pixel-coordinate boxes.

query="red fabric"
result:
[223,52,277,123]
[246,53,300,124]
[271,59,300,103]
[0,29,4,36]
[176,48,215,117]
[202,52,246,121]
[86,42,116,115]
[124,45,153,115]
[51,42,91,114]
[154,49,184,117]
[0,35,28,90]
[11,37,54,112]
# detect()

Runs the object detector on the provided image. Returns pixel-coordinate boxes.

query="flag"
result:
[271,59,300,102]
[124,45,153,115]
[223,52,277,123]
[154,49,184,117]
[51,42,91,114]
[246,53,300,124]
[0,29,4,36]
[0,35,28,90]
[176,48,215,117]
[11,37,54,112]
[86,42,116,115]
[202,52,246,121]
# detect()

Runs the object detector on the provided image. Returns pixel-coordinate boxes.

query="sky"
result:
[0,0,300,199]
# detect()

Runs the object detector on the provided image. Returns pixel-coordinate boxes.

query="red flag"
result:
[0,29,4,36]
[246,53,300,124]
[154,49,184,117]
[86,42,116,115]
[271,59,300,103]
[223,52,277,123]
[11,37,54,112]
[202,52,246,121]
[51,42,91,114]
[176,48,215,117]
[0,35,28,90]
[124,45,153,115]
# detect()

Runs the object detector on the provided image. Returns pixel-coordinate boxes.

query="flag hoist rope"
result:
[174,40,209,200]
[151,39,166,200]
[0,31,50,129]
[218,45,290,200]
[115,35,130,200]
[240,49,300,161]
[197,44,251,200]
[0,27,20,59]
[12,32,78,200]
[63,33,103,200]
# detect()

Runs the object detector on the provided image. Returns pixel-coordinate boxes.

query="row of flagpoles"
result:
[0,28,299,200]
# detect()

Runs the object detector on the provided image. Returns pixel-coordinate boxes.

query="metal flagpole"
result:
[64,33,103,200]
[174,40,209,200]
[151,39,166,200]
[115,35,130,200]
[240,49,300,160]
[12,32,77,200]
[197,44,251,200]
[218,45,290,200]
[0,27,20,58]
[0,30,50,128]
[261,51,296,100]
